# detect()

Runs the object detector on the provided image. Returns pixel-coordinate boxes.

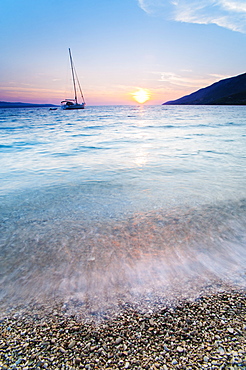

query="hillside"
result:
[163,73,246,105]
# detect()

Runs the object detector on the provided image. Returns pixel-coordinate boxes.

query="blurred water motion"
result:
[0,106,245,316]
[1,197,245,315]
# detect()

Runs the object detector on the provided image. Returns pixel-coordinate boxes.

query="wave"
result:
[0,198,245,316]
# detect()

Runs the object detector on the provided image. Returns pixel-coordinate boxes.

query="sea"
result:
[0,105,245,317]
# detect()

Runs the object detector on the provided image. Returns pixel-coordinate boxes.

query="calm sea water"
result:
[0,105,245,315]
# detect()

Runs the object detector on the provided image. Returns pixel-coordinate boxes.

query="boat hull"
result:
[62,103,85,110]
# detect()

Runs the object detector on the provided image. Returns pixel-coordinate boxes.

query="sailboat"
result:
[61,48,86,110]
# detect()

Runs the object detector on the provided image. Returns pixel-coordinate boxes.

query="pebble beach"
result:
[1,289,245,370]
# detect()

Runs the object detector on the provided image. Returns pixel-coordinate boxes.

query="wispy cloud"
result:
[156,70,230,90]
[137,0,246,33]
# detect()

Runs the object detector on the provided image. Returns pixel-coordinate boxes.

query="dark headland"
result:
[0,101,58,108]
[163,72,246,105]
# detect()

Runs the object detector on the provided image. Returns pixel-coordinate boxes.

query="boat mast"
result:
[69,48,78,104]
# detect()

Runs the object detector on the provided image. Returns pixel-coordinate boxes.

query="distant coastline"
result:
[0,101,58,108]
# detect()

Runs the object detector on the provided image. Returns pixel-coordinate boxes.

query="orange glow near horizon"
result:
[132,89,151,104]
[0,86,175,106]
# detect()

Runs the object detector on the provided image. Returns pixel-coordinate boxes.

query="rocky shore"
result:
[0,290,245,370]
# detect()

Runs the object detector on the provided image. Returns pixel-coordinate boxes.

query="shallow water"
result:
[0,105,245,315]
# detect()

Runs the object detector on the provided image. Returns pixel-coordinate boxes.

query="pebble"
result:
[74,357,81,365]
[68,339,76,348]
[177,346,184,352]
[218,346,225,355]
[149,318,156,326]
[0,290,245,369]
[115,337,123,345]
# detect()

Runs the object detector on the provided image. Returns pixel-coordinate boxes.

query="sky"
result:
[0,0,245,105]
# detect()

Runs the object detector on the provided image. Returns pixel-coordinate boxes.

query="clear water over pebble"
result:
[0,105,245,315]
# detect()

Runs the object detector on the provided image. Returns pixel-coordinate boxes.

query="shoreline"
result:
[1,289,245,369]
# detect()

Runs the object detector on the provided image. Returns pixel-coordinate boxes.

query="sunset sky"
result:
[0,0,245,105]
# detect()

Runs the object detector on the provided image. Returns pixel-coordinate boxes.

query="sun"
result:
[132,89,151,104]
